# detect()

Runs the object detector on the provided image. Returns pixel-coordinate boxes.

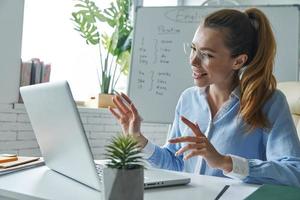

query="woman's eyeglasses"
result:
[183,43,211,65]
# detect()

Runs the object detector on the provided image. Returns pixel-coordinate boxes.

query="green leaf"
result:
[71,0,133,94]
[71,12,100,45]
[110,28,119,55]
[101,72,111,93]
[117,51,130,75]
[104,135,143,169]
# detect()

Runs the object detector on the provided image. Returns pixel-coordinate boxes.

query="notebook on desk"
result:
[0,156,44,176]
[245,184,300,200]
[20,81,190,192]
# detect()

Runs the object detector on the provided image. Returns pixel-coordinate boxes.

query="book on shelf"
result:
[19,58,52,87]
[18,58,52,103]
[30,58,42,85]
[41,63,51,83]
[18,61,32,103]
[19,61,32,87]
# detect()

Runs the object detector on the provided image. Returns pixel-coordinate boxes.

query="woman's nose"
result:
[190,53,201,67]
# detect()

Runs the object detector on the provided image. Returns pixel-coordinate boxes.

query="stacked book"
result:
[19,58,52,103]
[0,154,44,176]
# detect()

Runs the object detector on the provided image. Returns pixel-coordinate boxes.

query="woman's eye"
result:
[200,52,213,58]
[207,54,213,58]
[190,46,196,51]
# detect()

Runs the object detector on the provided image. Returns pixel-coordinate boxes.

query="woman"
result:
[109,8,300,186]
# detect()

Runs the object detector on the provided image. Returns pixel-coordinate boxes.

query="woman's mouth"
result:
[192,71,208,79]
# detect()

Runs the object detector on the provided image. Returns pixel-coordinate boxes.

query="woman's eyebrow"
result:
[200,47,216,53]
[191,42,216,53]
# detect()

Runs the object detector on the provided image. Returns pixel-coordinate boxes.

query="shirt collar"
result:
[231,86,241,100]
[197,85,241,99]
[198,86,207,95]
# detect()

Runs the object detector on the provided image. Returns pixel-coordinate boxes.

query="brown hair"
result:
[204,8,277,131]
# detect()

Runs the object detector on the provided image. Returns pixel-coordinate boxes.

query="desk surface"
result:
[0,165,259,200]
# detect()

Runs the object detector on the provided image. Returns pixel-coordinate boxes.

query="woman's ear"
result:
[232,54,248,70]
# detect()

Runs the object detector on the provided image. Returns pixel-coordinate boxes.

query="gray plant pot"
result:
[103,167,144,200]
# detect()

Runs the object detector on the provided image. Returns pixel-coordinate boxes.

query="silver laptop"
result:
[20,81,190,192]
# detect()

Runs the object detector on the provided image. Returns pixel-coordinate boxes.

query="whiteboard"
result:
[128,5,300,123]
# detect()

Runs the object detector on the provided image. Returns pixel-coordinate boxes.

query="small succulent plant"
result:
[105,135,144,169]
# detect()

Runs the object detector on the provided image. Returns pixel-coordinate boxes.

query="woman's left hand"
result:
[168,116,232,172]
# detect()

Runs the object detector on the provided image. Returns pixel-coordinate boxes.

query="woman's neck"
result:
[206,77,239,118]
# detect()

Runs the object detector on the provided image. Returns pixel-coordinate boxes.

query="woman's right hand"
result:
[108,93,148,148]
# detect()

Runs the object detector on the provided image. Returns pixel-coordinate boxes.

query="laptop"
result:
[20,81,190,192]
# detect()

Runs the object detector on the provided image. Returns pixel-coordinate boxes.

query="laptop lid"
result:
[21,81,190,191]
[20,81,102,191]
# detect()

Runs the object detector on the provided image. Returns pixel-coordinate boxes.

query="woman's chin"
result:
[194,79,208,88]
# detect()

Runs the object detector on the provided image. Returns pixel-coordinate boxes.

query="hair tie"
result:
[246,12,259,30]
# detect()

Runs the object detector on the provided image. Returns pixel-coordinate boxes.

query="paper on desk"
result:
[219,183,258,200]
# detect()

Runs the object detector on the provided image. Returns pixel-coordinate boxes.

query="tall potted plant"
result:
[103,135,144,200]
[71,0,132,107]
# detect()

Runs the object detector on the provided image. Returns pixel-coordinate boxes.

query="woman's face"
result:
[190,26,237,88]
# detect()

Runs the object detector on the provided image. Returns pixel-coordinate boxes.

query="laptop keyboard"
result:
[95,164,104,182]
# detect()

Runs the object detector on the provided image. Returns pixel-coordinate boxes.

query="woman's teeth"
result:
[192,71,207,79]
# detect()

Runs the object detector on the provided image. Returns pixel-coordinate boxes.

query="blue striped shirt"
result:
[144,86,300,186]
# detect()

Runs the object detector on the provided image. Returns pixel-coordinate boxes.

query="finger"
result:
[130,103,140,121]
[184,149,206,160]
[108,106,121,120]
[112,96,130,115]
[194,122,206,137]
[120,92,133,105]
[127,101,144,122]
[175,143,206,156]
[109,106,129,125]
[181,116,205,137]
[117,95,133,116]
[169,136,205,143]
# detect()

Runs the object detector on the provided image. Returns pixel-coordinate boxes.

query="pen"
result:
[0,154,18,164]
[215,185,230,200]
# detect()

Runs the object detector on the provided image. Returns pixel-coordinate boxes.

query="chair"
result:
[277,82,300,139]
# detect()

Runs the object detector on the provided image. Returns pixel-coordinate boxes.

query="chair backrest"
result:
[277,82,300,139]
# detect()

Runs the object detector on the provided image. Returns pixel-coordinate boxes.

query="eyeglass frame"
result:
[183,42,212,64]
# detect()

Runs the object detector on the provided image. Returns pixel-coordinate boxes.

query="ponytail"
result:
[240,8,276,131]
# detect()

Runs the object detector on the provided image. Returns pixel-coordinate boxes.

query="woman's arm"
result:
[243,90,300,186]
[143,97,185,171]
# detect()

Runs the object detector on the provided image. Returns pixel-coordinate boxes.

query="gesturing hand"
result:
[108,93,147,148]
[168,116,232,172]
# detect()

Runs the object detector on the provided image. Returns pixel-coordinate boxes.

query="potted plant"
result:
[103,135,144,200]
[71,0,133,108]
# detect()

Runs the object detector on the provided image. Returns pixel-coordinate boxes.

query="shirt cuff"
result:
[141,140,156,159]
[223,154,249,180]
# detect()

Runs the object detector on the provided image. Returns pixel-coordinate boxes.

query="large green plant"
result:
[71,0,132,94]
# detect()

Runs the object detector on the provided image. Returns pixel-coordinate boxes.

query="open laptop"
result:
[20,81,190,192]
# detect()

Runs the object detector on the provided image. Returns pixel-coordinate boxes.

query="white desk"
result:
[0,165,259,200]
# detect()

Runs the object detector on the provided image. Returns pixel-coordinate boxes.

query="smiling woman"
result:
[109,7,300,188]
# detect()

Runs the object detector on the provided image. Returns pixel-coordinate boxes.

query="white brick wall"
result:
[0,103,170,159]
